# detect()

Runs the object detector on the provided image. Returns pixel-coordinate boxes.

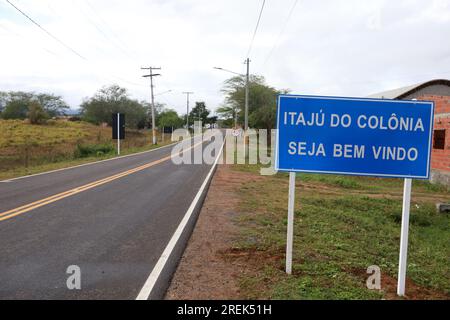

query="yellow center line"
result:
[0,139,204,222]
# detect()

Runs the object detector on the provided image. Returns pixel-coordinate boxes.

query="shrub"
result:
[74,143,114,158]
[28,102,49,124]
[1,100,29,119]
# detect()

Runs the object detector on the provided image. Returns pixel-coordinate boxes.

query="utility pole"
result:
[142,66,161,145]
[244,58,250,131]
[182,91,194,129]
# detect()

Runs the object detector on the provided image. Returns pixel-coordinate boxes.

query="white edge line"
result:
[135,140,225,300]
[0,141,179,183]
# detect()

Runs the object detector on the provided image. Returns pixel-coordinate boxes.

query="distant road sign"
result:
[275,95,434,179]
[231,129,242,137]
[112,113,125,140]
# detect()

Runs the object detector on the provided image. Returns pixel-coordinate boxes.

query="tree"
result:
[189,101,210,125]
[0,92,8,114]
[0,91,69,120]
[1,99,29,120]
[28,101,48,124]
[207,115,218,126]
[221,75,286,130]
[216,105,235,127]
[157,109,184,129]
[36,93,69,117]
[80,85,147,129]
[142,101,166,129]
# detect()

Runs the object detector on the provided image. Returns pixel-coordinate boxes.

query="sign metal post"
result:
[117,113,120,156]
[112,113,125,156]
[286,172,296,274]
[397,178,412,296]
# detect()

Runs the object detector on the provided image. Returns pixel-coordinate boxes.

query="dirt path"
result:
[165,165,252,299]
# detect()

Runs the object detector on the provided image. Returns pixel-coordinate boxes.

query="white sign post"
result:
[286,172,296,274]
[117,113,121,156]
[397,178,412,296]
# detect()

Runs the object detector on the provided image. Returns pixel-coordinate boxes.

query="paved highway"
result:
[0,134,222,299]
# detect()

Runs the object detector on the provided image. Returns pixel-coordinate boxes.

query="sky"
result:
[1,0,450,115]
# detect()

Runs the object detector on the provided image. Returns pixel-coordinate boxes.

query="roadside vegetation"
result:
[0,84,201,180]
[216,75,287,129]
[0,119,175,180]
[230,163,449,300]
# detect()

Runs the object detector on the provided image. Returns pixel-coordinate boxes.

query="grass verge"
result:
[0,119,174,180]
[231,164,450,299]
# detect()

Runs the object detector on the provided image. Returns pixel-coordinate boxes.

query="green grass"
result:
[231,164,450,300]
[0,119,173,180]
[0,140,175,181]
[0,119,90,148]
[74,143,115,158]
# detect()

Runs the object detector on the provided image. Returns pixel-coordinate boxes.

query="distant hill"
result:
[65,108,80,115]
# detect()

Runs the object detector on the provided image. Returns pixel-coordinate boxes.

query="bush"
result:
[1,100,29,120]
[74,143,115,158]
[28,102,48,124]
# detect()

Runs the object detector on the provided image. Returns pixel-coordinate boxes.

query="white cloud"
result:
[0,0,449,114]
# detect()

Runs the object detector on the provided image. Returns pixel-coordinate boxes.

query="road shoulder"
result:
[166,163,450,300]
[165,164,253,299]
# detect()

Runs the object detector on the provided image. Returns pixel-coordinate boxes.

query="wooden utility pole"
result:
[142,67,161,145]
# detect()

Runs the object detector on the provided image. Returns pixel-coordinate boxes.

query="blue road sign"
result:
[275,95,434,179]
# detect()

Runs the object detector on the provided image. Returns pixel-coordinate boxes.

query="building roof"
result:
[368,79,450,99]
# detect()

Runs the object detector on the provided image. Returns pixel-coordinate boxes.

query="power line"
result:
[245,0,266,59]
[83,0,137,60]
[5,0,86,60]
[4,1,163,94]
[5,0,147,88]
[262,0,298,67]
[74,0,125,55]
[0,20,59,57]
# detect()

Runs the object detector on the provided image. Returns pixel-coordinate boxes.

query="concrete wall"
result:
[430,169,450,189]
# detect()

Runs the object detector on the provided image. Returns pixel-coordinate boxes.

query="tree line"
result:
[0,91,69,124]
[0,85,214,130]
[1,75,283,131]
[80,85,215,129]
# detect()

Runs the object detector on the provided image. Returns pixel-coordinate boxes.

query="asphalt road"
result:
[0,134,221,299]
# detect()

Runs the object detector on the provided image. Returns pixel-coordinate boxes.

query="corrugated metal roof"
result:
[367,79,450,99]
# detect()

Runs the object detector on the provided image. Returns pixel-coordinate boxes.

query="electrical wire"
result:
[5,0,148,88]
[262,0,298,67]
[245,0,266,59]
[83,0,137,60]
[5,0,86,60]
